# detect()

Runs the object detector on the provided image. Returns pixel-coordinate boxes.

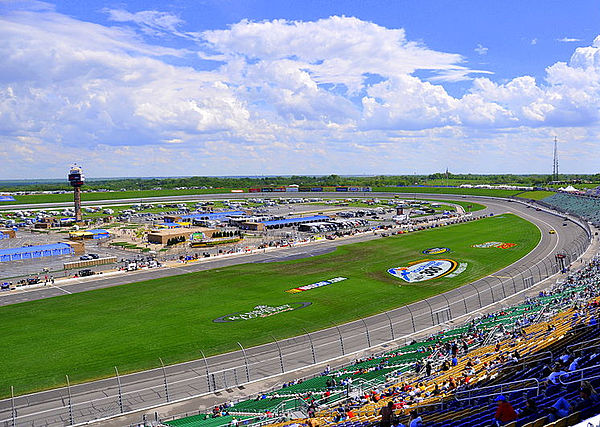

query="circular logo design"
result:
[388,259,458,283]
[213,302,311,323]
[422,247,450,255]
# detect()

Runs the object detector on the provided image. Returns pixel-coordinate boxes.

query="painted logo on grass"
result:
[472,242,517,249]
[388,259,458,283]
[286,277,347,293]
[213,302,311,323]
[422,247,450,255]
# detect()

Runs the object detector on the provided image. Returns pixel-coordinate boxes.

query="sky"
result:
[1,0,600,179]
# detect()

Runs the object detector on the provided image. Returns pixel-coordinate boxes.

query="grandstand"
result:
[160,257,600,427]
[539,193,600,227]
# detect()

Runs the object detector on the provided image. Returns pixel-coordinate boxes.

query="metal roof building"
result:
[0,243,73,262]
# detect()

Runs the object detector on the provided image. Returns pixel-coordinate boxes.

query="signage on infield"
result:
[422,247,450,255]
[286,277,347,293]
[388,259,459,283]
[472,241,517,249]
[213,302,311,323]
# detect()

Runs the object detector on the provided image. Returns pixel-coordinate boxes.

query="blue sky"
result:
[1,0,599,178]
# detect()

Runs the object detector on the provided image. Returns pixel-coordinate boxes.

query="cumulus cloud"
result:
[0,5,599,176]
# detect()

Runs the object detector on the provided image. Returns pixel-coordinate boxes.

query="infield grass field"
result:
[0,214,540,396]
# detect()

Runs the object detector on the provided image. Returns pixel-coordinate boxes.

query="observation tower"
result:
[68,164,85,221]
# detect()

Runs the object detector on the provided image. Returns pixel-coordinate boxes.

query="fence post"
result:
[543,260,550,278]
[271,335,285,373]
[422,298,434,325]
[302,328,317,364]
[66,375,74,425]
[237,342,250,382]
[333,323,345,355]
[115,366,124,414]
[361,318,371,348]
[483,278,495,303]
[467,283,482,308]
[405,304,416,332]
[200,350,211,391]
[159,358,170,403]
[534,263,542,282]
[10,386,16,427]
[440,293,452,320]
[494,275,506,300]
[455,287,468,314]
[383,311,395,341]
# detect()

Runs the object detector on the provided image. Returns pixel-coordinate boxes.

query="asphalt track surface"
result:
[0,194,593,427]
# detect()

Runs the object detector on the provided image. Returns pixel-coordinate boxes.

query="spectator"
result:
[547,365,566,385]
[494,395,517,426]
[545,397,570,422]
[408,410,422,427]
[571,382,600,418]
[569,356,582,371]
[518,398,539,419]
[379,401,394,427]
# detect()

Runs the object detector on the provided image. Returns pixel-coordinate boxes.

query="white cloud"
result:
[531,38,538,45]
[558,37,582,43]
[474,44,488,55]
[0,6,600,176]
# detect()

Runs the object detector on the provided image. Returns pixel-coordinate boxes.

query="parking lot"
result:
[0,197,461,283]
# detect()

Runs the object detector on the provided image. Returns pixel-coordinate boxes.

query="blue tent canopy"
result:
[85,229,110,239]
[0,195,15,202]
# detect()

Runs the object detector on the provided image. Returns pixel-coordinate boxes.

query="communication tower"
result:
[68,164,85,221]
[552,137,559,182]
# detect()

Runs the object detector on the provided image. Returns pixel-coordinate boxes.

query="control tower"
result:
[68,164,85,221]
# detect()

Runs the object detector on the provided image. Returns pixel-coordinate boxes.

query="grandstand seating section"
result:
[541,193,600,227]
[162,257,600,427]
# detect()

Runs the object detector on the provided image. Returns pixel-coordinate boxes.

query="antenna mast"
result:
[552,136,559,182]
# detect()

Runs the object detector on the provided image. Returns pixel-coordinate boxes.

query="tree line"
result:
[1,173,598,192]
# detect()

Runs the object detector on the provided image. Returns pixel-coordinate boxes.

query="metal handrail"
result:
[454,378,540,402]
[567,336,600,353]
[558,363,600,385]
[499,351,554,372]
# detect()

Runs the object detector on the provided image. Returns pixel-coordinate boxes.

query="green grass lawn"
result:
[308,198,486,212]
[515,190,556,200]
[0,187,521,206]
[371,186,522,197]
[0,214,539,396]
[0,188,233,205]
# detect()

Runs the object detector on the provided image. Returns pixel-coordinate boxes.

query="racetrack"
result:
[0,193,592,427]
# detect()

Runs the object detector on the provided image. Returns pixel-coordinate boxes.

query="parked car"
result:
[78,269,94,277]
[89,253,100,259]
[79,255,92,261]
